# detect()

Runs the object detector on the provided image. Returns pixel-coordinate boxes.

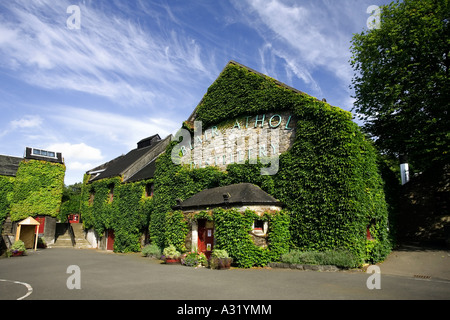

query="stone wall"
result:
[179,111,296,175]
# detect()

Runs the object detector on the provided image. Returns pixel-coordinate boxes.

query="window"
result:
[253,219,266,235]
[31,148,57,159]
[254,219,264,231]
[145,183,154,197]
[108,184,114,203]
[89,191,95,205]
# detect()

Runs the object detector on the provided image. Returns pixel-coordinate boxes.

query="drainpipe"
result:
[399,154,410,185]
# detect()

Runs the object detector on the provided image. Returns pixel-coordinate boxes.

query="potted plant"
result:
[181,251,207,267]
[209,249,233,270]
[9,240,27,257]
[162,244,181,264]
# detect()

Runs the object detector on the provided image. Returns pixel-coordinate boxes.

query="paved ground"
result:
[0,245,449,301]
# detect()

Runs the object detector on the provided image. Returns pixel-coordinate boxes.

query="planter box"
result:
[12,251,24,257]
[165,257,181,264]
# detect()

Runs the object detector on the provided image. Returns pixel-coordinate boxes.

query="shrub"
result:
[162,244,180,259]
[211,249,229,259]
[281,249,359,269]
[141,244,161,258]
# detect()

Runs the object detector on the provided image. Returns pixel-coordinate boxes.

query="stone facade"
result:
[178,111,296,175]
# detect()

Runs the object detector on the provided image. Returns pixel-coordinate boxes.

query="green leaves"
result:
[9,160,65,221]
[350,0,450,171]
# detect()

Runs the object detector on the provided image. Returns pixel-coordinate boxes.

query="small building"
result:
[173,183,283,257]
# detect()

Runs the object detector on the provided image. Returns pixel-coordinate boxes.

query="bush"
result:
[211,249,229,259]
[162,244,180,259]
[141,244,161,258]
[281,249,359,269]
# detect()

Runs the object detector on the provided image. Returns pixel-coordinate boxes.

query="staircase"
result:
[50,223,92,249]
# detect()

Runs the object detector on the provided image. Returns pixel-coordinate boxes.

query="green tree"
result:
[350,0,449,172]
[60,183,82,221]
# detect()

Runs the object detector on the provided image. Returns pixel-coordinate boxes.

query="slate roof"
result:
[174,183,283,210]
[0,155,23,177]
[87,134,170,183]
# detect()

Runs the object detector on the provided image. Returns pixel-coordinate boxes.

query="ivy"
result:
[80,175,154,252]
[149,63,392,264]
[9,160,65,221]
[0,175,15,233]
[165,210,189,252]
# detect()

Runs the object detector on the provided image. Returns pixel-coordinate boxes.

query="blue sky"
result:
[0,0,390,185]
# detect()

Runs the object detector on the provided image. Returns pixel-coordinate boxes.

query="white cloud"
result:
[45,142,103,161]
[234,0,360,96]
[10,115,43,129]
[49,106,178,150]
[0,0,216,108]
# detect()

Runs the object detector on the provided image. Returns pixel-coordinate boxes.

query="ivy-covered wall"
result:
[9,160,66,222]
[0,175,15,233]
[150,62,392,264]
[80,175,154,252]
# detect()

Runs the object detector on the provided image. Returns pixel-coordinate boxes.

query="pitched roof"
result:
[174,183,282,210]
[187,60,310,122]
[87,134,171,183]
[0,155,23,177]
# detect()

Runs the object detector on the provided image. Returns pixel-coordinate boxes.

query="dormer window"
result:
[32,148,57,158]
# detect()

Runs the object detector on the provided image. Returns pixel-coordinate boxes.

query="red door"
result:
[197,219,214,259]
[106,229,115,250]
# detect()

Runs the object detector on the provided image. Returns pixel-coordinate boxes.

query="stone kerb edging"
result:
[268,262,340,272]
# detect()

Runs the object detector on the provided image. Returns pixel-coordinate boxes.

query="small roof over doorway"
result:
[15,216,40,251]
[173,183,283,213]
[18,216,41,226]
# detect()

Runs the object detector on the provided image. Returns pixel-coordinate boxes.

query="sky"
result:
[0,0,391,185]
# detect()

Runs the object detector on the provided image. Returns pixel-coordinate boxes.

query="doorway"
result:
[197,219,214,259]
[106,229,115,251]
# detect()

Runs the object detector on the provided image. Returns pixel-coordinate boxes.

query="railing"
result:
[65,215,76,247]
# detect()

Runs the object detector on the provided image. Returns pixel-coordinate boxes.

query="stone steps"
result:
[49,223,92,249]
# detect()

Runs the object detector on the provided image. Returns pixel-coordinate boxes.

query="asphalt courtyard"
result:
[1,246,450,301]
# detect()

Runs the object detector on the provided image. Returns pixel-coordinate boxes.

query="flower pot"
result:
[165,257,180,264]
[12,251,24,257]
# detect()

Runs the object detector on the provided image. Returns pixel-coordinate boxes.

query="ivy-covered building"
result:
[0,147,65,249]
[81,60,393,266]
[150,61,392,266]
[81,134,171,251]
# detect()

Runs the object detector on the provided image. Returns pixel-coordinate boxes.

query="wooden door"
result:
[197,219,214,259]
[106,229,115,250]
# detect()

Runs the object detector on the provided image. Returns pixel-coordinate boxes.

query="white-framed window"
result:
[32,148,57,159]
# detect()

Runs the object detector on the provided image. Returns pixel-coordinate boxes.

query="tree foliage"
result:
[350,0,450,171]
